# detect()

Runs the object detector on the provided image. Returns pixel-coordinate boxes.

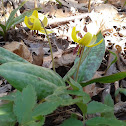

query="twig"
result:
[48,13,89,28]
[88,0,91,13]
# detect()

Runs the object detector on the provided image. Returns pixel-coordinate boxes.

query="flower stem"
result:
[41,22,55,72]
[75,46,85,81]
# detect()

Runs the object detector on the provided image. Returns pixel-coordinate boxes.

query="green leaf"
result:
[87,101,113,114]
[66,90,91,104]
[76,32,105,82]
[0,30,4,36]
[77,102,87,115]
[106,50,117,72]
[101,94,115,118]
[22,115,45,126]
[0,122,15,126]
[14,85,37,124]
[0,24,6,33]
[0,92,16,101]
[6,0,27,30]
[104,94,114,108]
[46,93,83,106]
[60,117,83,126]
[0,62,65,99]
[115,88,126,96]
[86,117,126,126]
[56,0,62,6]
[10,8,41,28]
[0,102,16,122]
[69,77,83,91]
[45,86,85,106]
[63,47,91,81]
[81,72,126,87]
[32,101,60,117]
[0,47,29,64]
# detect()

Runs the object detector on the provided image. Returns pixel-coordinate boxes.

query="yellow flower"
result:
[71,27,103,47]
[24,10,51,34]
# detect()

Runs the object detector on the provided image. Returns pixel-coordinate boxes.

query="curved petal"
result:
[42,16,48,27]
[32,10,38,18]
[39,28,53,34]
[24,16,33,29]
[32,18,41,30]
[86,38,103,47]
[71,27,78,43]
[89,35,97,45]
[79,32,92,46]
[29,15,36,23]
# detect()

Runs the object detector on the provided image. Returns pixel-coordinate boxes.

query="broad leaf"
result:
[86,117,126,126]
[0,92,16,101]
[77,102,87,115]
[87,101,113,114]
[60,117,83,126]
[0,102,16,122]
[14,85,37,124]
[63,48,91,81]
[101,94,115,118]
[0,62,65,99]
[0,47,29,64]
[104,94,114,108]
[69,77,83,91]
[45,86,85,106]
[46,93,83,106]
[75,32,105,82]
[66,90,91,104]
[32,101,60,117]
[81,72,126,87]
[0,122,15,126]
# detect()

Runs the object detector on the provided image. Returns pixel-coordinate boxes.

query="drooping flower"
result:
[24,10,52,34]
[71,27,103,47]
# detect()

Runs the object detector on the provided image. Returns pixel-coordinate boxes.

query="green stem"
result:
[41,22,55,72]
[75,46,85,81]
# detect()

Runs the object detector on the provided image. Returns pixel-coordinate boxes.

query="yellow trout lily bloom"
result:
[24,10,52,34]
[71,27,103,47]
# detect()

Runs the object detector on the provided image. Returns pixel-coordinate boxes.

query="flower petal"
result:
[32,18,41,30]
[24,16,33,29]
[86,38,103,47]
[89,35,97,45]
[71,27,78,43]
[32,10,38,18]
[79,32,92,46]
[39,28,53,34]
[29,15,36,23]
[42,16,48,27]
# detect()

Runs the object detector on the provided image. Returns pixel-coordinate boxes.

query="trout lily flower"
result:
[24,10,52,34]
[71,27,103,47]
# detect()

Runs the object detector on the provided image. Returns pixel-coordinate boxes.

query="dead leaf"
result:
[3,41,33,63]
[29,43,44,66]
[83,84,104,97]
[43,48,76,68]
